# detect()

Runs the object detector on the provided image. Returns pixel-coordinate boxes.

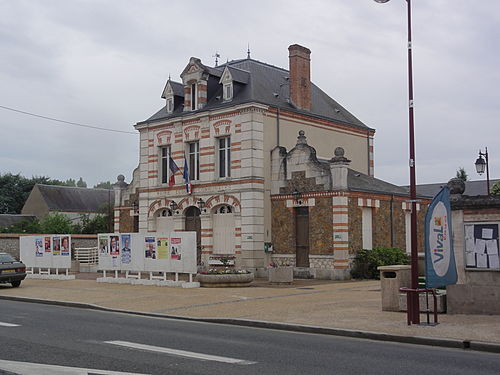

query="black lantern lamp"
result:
[475,148,490,195]
[197,198,206,213]
[169,201,178,212]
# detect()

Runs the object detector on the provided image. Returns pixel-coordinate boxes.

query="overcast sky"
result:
[1,0,499,189]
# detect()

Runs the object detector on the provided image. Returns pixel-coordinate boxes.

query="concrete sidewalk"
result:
[1,275,500,351]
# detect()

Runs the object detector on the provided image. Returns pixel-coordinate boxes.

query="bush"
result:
[350,247,409,280]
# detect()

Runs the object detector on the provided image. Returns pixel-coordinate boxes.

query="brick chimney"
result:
[288,44,311,111]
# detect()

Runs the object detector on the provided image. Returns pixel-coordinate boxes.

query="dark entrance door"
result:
[295,206,310,267]
[185,206,202,265]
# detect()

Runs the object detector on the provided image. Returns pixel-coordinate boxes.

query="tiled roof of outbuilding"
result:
[35,185,114,212]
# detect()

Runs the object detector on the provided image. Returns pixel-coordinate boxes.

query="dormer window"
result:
[191,83,197,110]
[166,97,174,113]
[223,83,233,101]
[219,66,235,102]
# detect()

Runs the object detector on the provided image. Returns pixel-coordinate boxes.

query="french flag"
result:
[183,156,192,194]
[168,157,180,187]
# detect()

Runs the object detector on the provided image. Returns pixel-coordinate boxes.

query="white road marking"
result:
[105,340,256,365]
[0,359,150,375]
[0,321,19,327]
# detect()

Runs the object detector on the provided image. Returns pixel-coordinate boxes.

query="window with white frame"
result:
[166,97,174,113]
[218,136,231,178]
[223,83,233,101]
[188,141,200,181]
[191,82,197,110]
[362,207,373,250]
[160,146,171,184]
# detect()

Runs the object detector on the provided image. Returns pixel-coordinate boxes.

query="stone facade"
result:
[270,133,430,279]
[446,189,500,314]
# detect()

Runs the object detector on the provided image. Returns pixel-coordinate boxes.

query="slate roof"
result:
[139,58,371,132]
[347,169,412,196]
[35,185,114,212]
[0,214,36,228]
[402,179,500,198]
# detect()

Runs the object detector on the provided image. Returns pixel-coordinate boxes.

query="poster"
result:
[44,237,51,253]
[145,236,156,259]
[157,238,169,259]
[110,235,120,256]
[61,236,70,256]
[99,235,109,255]
[170,237,182,260]
[53,236,61,256]
[35,238,43,257]
[464,223,500,269]
[121,234,131,264]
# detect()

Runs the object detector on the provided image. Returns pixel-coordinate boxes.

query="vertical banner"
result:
[425,186,458,288]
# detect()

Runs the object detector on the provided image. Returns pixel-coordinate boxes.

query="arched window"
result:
[214,204,232,214]
[161,209,173,217]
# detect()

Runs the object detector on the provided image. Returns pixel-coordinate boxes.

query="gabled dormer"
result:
[180,57,210,112]
[219,66,234,101]
[161,80,184,114]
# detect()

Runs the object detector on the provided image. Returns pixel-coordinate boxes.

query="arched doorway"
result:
[185,206,201,265]
[213,204,235,254]
[295,206,310,267]
[156,208,174,233]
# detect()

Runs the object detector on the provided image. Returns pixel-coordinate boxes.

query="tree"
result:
[94,181,113,189]
[76,177,87,188]
[492,181,500,196]
[456,167,468,182]
[39,213,77,234]
[0,218,41,233]
[65,178,76,187]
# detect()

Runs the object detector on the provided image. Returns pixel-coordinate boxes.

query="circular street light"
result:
[374,0,390,3]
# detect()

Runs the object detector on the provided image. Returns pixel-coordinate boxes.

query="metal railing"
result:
[74,247,98,265]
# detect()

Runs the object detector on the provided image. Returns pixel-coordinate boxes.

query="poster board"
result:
[20,235,72,269]
[464,223,500,269]
[97,232,197,274]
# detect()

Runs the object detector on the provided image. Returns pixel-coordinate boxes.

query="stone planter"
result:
[195,273,254,287]
[268,267,293,284]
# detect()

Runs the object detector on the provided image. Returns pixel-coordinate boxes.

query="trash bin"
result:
[378,265,411,311]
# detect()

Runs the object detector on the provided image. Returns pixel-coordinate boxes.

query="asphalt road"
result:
[1,300,500,375]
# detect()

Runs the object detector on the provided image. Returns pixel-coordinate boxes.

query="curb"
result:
[2,295,500,354]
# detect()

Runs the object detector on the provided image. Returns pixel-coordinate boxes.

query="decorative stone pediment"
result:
[161,81,174,99]
[213,120,232,136]
[181,57,209,84]
[183,125,201,141]
[219,67,233,85]
[156,130,172,146]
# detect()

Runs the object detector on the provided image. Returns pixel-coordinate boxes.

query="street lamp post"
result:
[374,0,420,324]
[475,148,490,195]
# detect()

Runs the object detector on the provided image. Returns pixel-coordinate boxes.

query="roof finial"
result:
[247,43,251,59]
[168,73,171,81]
[213,51,220,67]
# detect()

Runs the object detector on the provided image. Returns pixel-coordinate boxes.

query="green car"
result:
[0,252,26,288]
